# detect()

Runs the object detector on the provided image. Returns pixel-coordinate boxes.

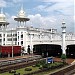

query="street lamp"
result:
[11,28,14,58]
[61,19,66,55]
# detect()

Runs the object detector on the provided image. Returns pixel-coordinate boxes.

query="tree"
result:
[61,54,66,64]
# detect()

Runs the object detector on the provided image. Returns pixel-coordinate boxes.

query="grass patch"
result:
[0,66,40,75]
[0,61,67,75]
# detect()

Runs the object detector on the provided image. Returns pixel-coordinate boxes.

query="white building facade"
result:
[0,7,75,54]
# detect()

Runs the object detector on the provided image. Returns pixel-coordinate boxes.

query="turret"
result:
[14,5,30,27]
[0,8,9,29]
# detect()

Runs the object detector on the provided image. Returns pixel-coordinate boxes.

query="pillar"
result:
[11,29,14,58]
[51,28,53,41]
[30,34,33,53]
[61,21,66,55]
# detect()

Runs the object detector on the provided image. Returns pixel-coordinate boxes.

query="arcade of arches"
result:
[66,45,75,58]
[33,44,75,58]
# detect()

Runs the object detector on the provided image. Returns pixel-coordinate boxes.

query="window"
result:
[18,42,19,45]
[7,34,12,37]
[3,38,5,41]
[0,34,1,37]
[21,41,23,45]
[4,34,5,37]
[7,38,12,41]
[18,32,19,35]
[13,38,17,41]
[21,34,23,38]
[18,36,19,39]
[13,34,17,36]
[0,39,2,42]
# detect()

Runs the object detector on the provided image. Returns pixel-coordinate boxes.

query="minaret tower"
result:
[0,8,9,29]
[14,6,30,55]
[0,8,9,46]
[61,19,66,55]
[14,5,30,26]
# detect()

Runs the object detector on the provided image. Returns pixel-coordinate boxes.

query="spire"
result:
[62,19,66,25]
[1,8,3,14]
[21,4,23,11]
[18,4,26,18]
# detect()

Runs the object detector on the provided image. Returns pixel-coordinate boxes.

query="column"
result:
[23,31,27,53]
[11,30,14,58]
[17,21,19,27]
[5,32,7,45]
[30,34,33,53]
[2,24,3,30]
[61,21,66,55]
[19,32,21,46]
[25,21,26,27]
[51,28,53,41]
[2,33,3,45]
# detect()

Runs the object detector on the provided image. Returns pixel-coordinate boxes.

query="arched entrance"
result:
[66,45,75,58]
[33,44,62,57]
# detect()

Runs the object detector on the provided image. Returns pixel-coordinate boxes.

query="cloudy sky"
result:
[0,0,74,33]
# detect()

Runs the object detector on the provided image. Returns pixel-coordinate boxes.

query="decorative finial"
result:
[21,4,23,11]
[1,8,3,14]
[62,19,65,25]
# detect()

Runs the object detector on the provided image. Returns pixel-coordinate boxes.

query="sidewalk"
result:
[54,57,75,64]
[0,55,34,62]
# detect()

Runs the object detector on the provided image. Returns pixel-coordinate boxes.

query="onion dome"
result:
[0,8,6,22]
[14,5,30,22]
[0,8,9,25]
[18,6,26,18]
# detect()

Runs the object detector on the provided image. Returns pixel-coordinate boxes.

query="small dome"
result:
[18,10,25,18]
[18,6,26,18]
[0,14,6,22]
[0,13,5,18]
[0,8,6,22]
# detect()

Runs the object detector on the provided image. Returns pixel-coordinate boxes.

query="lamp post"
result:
[11,28,14,58]
[61,20,66,55]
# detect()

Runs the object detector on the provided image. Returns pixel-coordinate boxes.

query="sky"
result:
[0,0,74,33]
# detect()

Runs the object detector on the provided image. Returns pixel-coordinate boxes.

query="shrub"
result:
[9,70,16,73]
[42,64,49,68]
[25,68,32,71]
[61,54,67,63]
[35,64,40,67]
[39,67,43,69]
[32,65,36,67]
[39,60,46,65]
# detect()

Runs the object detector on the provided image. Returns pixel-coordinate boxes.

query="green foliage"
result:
[61,54,66,59]
[25,68,32,71]
[61,54,67,63]
[35,63,40,67]
[39,60,46,65]
[9,70,16,73]
[38,65,43,69]
[35,60,46,67]
[42,64,49,68]
[32,65,36,67]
